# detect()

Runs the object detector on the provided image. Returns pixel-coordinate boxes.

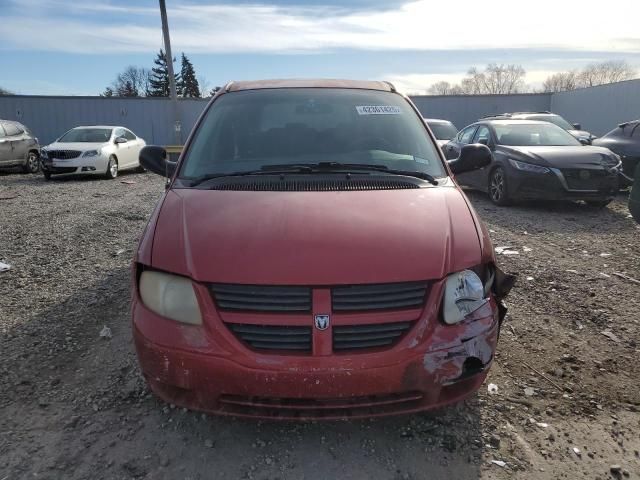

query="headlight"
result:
[82,150,100,157]
[139,270,202,325]
[442,269,489,325]
[508,159,550,174]
[40,150,48,158]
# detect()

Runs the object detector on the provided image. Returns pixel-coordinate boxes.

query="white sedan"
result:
[40,125,146,180]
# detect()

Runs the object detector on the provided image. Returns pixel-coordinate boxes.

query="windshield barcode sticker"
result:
[356,106,402,115]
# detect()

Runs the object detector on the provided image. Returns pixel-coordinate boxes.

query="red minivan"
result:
[133,79,513,419]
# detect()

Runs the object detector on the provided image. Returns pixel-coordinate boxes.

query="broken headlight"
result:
[139,270,202,325]
[442,269,490,325]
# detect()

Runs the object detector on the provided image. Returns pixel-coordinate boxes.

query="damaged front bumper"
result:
[133,291,505,420]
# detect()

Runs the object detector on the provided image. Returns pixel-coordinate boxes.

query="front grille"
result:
[332,282,428,311]
[208,177,421,191]
[46,166,78,174]
[562,169,612,190]
[218,391,424,419]
[227,323,312,351]
[210,284,311,312]
[333,321,413,351]
[47,150,81,160]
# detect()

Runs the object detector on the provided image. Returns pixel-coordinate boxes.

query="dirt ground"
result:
[1,170,639,480]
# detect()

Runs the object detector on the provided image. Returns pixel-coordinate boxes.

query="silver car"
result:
[0,120,40,173]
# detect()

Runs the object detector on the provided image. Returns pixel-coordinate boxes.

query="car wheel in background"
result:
[585,199,611,209]
[488,167,511,206]
[23,152,40,174]
[43,171,51,180]
[105,156,118,179]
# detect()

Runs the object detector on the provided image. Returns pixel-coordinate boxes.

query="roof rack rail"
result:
[224,81,235,92]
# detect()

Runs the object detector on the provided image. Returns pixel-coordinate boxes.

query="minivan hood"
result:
[44,141,108,151]
[499,145,619,168]
[150,185,482,285]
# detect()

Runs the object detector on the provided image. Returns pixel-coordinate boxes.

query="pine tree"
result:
[178,53,201,98]
[147,49,179,97]
[117,80,138,97]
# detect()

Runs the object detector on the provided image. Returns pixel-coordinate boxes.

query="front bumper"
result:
[507,166,618,201]
[132,278,501,420]
[41,155,108,175]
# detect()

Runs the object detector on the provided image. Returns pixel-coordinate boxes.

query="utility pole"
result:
[158,0,181,144]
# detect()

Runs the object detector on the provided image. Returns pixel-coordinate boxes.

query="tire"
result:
[43,171,52,181]
[585,199,611,209]
[22,151,40,174]
[105,156,118,179]
[488,167,511,206]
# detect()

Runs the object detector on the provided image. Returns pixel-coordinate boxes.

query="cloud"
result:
[1,0,639,54]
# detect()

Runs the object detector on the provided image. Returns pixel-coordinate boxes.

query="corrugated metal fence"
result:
[1,79,639,145]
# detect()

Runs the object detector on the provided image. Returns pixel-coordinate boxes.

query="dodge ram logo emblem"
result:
[314,314,330,330]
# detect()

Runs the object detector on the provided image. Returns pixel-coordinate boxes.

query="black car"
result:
[592,120,640,186]
[445,120,620,207]
[0,119,40,173]
[481,112,596,144]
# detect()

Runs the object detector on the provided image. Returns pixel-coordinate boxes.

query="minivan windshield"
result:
[427,121,458,140]
[495,123,581,147]
[180,88,445,179]
[58,128,113,143]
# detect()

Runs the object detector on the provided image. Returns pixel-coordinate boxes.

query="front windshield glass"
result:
[527,115,574,131]
[180,88,445,178]
[58,128,112,143]
[427,122,458,140]
[495,123,581,147]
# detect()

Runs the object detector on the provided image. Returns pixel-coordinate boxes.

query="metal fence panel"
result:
[1,80,639,145]
[550,79,640,136]
[410,94,552,130]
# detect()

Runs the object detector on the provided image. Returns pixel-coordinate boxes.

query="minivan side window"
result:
[458,126,477,144]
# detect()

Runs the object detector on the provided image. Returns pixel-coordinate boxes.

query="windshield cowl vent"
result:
[206,177,422,192]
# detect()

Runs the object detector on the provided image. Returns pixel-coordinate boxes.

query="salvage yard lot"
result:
[1,171,639,480]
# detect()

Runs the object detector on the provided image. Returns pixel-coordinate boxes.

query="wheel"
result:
[488,167,511,206]
[135,164,146,173]
[105,156,118,179]
[43,171,52,180]
[22,151,40,174]
[585,199,611,209]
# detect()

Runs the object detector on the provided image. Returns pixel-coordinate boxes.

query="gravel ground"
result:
[1,170,639,480]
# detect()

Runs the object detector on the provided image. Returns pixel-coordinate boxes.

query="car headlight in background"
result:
[139,270,202,325]
[508,159,550,174]
[82,150,100,157]
[443,269,490,325]
[40,149,48,158]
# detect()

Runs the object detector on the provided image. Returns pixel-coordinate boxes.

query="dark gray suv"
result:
[0,120,41,173]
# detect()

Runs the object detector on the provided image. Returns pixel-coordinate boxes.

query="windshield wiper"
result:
[263,162,439,185]
[185,162,438,187]
[185,166,316,187]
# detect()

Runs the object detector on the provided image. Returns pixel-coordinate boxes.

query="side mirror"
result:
[572,123,582,130]
[115,136,127,144]
[448,144,492,175]
[578,138,591,146]
[139,145,177,178]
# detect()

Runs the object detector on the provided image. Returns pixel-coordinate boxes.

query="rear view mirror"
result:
[140,145,177,178]
[572,123,582,130]
[448,144,492,175]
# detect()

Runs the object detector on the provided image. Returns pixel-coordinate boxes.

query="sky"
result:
[1,0,640,95]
